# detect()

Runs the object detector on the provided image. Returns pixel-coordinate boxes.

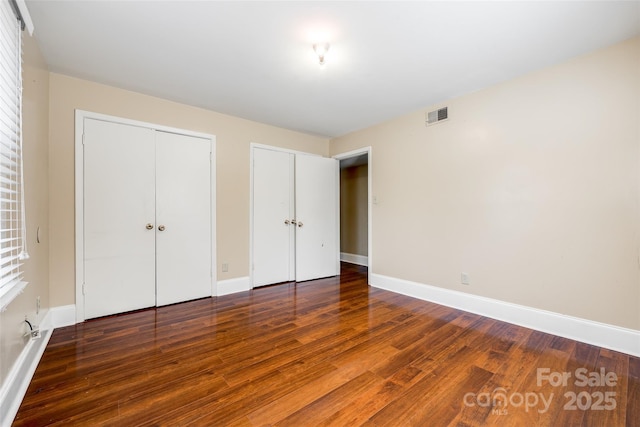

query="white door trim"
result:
[333,147,373,284]
[250,142,323,157]
[75,109,216,323]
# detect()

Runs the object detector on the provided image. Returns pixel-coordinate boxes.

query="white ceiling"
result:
[26,1,640,138]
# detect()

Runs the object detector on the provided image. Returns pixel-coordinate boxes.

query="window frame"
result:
[0,0,33,312]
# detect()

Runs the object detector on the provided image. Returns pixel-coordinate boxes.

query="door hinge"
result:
[82,134,85,145]
[82,283,86,295]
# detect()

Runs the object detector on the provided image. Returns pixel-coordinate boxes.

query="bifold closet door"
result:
[84,120,213,319]
[84,119,157,319]
[155,131,212,306]
[295,155,338,282]
[252,147,338,287]
[252,148,295,287]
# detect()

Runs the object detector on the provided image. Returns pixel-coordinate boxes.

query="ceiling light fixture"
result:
[313,43,330,65]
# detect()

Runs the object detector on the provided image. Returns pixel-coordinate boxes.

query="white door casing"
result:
[333,147,372,285]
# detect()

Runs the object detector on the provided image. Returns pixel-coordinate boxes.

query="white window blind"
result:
[0,0,30,311]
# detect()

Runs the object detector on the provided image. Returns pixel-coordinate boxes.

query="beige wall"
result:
[330,37,640,330]
[340,165,368,256]
[48,73,329,306]
[4,31,637,363]
[0,34,50,384]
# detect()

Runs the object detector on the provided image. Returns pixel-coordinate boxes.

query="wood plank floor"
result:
[14,263,640,426]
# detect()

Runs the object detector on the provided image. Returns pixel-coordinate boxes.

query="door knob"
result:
[158,225,166,231]
[146,223,154,230]
[291,220,297,225]
[297,221,303,228]
[284,219,290,225]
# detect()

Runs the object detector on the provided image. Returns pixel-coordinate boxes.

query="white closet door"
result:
[253,148,295,287]
[83,119,156,319]
[155,131,212,306]
[295,155,339,282]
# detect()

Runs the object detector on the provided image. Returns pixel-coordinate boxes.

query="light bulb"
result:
[313,43,330,65]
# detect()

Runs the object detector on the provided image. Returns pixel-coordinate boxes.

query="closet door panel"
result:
[253,148,295,287]
[83,119,157,319]
[155,131,212,306]
[295,155,339,282]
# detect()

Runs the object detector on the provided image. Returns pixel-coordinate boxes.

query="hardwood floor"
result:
[14,263,640,426]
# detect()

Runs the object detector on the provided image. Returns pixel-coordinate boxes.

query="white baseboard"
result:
[0,309,53,427]
[370,273,640,357]
[49,304,76,328]
[340,252,368,267]
[217,276,250,296]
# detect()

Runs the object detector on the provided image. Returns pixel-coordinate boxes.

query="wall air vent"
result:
[425,107,448,126]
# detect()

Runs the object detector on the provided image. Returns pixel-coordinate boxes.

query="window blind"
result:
[0,0,29,310]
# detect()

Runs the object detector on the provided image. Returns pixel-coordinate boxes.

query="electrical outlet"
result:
[222,263,229,273]
[30,328,40,340]
[461,273,470,285]
[23,317,40,340]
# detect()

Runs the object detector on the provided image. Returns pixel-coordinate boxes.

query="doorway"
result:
[333,147,372,283]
